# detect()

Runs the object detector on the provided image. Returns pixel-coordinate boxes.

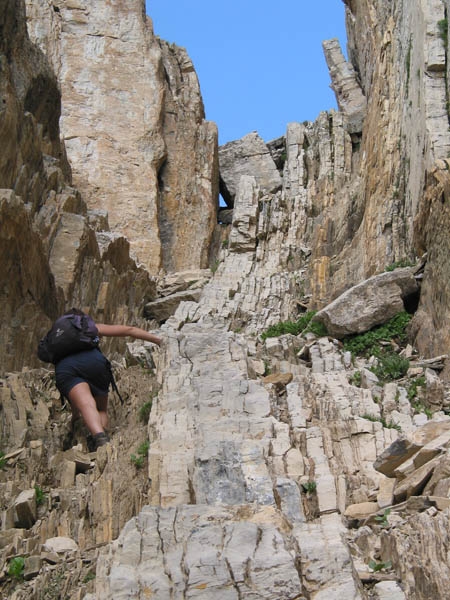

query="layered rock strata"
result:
[0,0,158,374]
[25,0,218,273]
[322,37,367,133]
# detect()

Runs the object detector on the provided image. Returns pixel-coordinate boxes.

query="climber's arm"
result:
[96,323,162,345]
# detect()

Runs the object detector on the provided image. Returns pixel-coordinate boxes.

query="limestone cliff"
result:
[4,0,450,599]
[0,0,157,374]
[25,0,218,273]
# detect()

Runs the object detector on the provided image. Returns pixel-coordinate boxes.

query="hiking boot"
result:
[92,431,110,450]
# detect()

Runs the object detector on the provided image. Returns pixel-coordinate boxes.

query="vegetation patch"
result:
[349,371,362,387]
[369,559,392,572]
[407,376,426,401]
[34,484,46,506]
[0,451,6,470]
[385,259,414,271]
[362,414,401,431]
[8,557,25,580]
[261,311,326,341]
[412,402,432,419]
[302,481,317,493]
[131,441,150,469]
[342,312,411,357]
[438,18,448,47]
[374,508,391,528]
[370,352,410,382]
[138,399,153,423]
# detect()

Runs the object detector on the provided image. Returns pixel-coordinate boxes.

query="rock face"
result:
[0,0,158,374]
[25,0,218,273]
[219,132,282,206]
[323,37,367,133]
[313,268,419,337]
[6,0,450,598]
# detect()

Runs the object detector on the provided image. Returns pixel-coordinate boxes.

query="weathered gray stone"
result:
[425,367,445,406]
[144,289,202,322]
[373,580,406,599]
[294,513,363,599]
[393,455,441,502]
[219,132,282,205]
[228,176,260,252]
[13,489,37,529]
[26,0,218,273]
[23,555,42,580]
[374,438,422,477]
[157,270,211,297]
[344,502,379,520]
[313,269,419,338]
[323,38,367,133]
[96,505,302,599]
[43,536,78,554]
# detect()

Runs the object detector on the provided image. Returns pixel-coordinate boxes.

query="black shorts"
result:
[55,349,112,399]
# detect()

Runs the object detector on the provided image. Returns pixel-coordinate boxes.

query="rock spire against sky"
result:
[146,1,347,144]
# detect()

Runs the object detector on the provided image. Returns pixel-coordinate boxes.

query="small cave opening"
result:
[403,288,421,314]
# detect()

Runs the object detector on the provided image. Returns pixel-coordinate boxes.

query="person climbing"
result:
[39,309,162,451]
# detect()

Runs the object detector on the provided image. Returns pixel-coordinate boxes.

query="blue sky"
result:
[145,2,348,145]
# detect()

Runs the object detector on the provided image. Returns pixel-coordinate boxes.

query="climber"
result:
[40,309,162,451]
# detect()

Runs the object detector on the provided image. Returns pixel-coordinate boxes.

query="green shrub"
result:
[137,441,149,455]
[439,18,448,46]
[369,559,392,572]
[374,508,391,527]
[131,440,150,469]
[362,414,401,431]
[370,352,410,382]
[0,452,6,470]
[302,481,317,493]
[306,320,328,337]
[362,414,380,422]
[138,400,153,423]
[349,371,362,387]
[343,312,412,356]
[130,454,144,468]
[8,556,25,580]
[34,484,46,506]
[261,311,324,340]
[407,376,426,401]
[83,572,96,583]
[385,259,414,271]
[412,402,432,419]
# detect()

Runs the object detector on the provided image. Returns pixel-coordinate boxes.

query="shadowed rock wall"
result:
[25,0,218,273]
[0,0,157,374]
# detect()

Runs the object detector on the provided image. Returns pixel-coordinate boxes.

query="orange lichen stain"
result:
[194,583,208,590]
[143,587,153,597]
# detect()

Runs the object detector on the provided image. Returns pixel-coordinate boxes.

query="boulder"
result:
[312,268,419,338]
[219,132,282,206]
[262,373,294,386]
[13,489,37,529]
[144,289,202,322]
[393,456,441,502]
[373,580,406,599]
[374,438,421,477]
[344,502,379,520]
[24,556,42,580]
[43,536,79,554]
[157,270,211,297]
